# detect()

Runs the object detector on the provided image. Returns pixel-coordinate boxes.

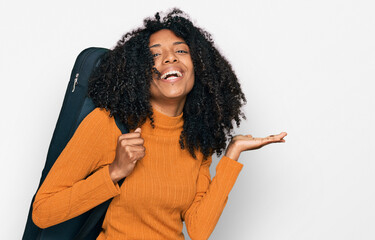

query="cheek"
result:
[151,60,162,78]
[149,80,160,97]
[186,75,195,93]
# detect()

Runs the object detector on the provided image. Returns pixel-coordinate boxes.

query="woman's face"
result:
[149,29,195,105]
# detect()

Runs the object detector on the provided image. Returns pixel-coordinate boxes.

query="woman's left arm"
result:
[182,132,287,240]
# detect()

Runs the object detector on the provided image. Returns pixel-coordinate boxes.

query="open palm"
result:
[233,132,287,151]
[225,132,287,161]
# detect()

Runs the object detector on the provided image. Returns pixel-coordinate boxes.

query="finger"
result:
[119,138,144,146]
[257,136,281,144]
[129,145,146,152]
[265,136,286,144]
[276,132,287,141]
[134,128,141,133]
[125,145,146,152]
[131,149,146,161]
[267,132,287,141]
[124,146,146,162]
[270,138,286,142]
[118,132,142,140]
[132,151,145,163]
[276,132,287,138]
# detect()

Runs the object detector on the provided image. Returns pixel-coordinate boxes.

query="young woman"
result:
[32,9,287,240]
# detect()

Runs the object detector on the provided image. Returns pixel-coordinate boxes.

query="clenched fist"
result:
[108,128,145,183]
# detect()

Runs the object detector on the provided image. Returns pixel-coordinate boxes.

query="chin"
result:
[150,80,194,102]
[161,93,186,100]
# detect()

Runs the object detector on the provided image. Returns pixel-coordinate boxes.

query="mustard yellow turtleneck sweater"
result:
[32,108,244,240]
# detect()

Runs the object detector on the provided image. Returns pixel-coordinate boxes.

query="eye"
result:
[152,53,160,57]
[176,50,188,54]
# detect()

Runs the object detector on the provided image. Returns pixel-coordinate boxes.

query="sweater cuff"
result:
[217,155,244,173]
[215,156,243,196]
[99,165,121,197]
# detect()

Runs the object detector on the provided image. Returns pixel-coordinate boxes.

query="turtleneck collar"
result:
[141,108,184,137]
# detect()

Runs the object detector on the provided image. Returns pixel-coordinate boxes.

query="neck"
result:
[150,98,186,117]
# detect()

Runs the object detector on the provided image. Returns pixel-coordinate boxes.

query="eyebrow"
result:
[149,41,187,48]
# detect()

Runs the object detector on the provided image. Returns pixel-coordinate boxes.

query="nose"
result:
[163,51,178,64]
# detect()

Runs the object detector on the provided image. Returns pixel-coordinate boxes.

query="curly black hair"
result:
[88,8,246,160]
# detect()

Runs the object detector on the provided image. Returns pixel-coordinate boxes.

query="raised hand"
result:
[225,132,287,161]
[109,128,145,183]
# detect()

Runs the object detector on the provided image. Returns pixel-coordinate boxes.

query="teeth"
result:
[161,70,182,79]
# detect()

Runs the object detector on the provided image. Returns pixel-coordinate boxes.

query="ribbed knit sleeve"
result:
[32,108,121,229]
[182,155,243,240]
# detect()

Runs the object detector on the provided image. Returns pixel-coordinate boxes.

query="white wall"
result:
[1,0,374,239]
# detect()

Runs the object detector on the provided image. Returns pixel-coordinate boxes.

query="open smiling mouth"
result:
[160,70,183,81]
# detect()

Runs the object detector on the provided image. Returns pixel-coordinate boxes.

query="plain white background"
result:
[1,0,374,239]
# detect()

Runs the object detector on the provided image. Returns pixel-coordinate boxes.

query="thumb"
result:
[134,127,141,133]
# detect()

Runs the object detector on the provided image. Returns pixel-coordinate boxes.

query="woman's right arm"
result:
[32,108,121,229]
